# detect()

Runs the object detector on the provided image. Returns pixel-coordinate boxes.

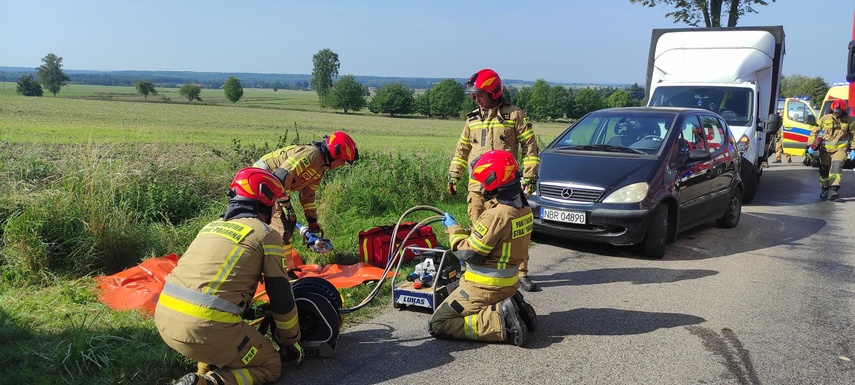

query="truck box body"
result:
[645,26,785,203]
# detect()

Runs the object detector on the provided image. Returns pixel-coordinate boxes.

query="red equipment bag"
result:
[358,222,438,268]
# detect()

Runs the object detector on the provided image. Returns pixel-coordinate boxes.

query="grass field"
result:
[0,83,569,384]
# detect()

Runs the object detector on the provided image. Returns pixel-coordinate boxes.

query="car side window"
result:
[681,115,707,151]
[701,115,725,152]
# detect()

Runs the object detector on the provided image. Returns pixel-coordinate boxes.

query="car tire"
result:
[716,188,742,228]
[742,171,759,204]
[640,205,668,259]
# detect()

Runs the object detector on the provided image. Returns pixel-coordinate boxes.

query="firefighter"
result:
[806,100,855,200]
[155,167,302,385]
[254,131,358,269]
[773,128,791,163]
[430,150,538,347]
[448,68,541,292]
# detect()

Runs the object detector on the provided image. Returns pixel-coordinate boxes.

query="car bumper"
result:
[532,205,652,246]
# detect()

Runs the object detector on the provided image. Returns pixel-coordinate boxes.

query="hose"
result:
[337,205,446,314]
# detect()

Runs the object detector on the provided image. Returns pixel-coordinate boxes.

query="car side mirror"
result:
[805,115,817,126]
[763,113,782,134]
[688,149,711,162]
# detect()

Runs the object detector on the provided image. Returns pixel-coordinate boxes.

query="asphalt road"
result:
[277,161,855,385]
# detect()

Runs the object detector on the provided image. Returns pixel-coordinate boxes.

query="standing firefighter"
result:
[806,100,855,200]
[254,131,358,269]
[155,167,302,385]
[448,68,541,291]
[431,150,537,347]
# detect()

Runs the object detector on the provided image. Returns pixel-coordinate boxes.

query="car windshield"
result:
[648,86,753,127]
[551,110,676,155]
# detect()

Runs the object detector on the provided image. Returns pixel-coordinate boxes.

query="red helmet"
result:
[831,99,848,113]
[471,150,519,191]
[230,167,285,207]
[466,69,503,100]
[325,131,359,164]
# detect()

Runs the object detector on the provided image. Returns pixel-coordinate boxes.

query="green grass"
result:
[0,85,568,384]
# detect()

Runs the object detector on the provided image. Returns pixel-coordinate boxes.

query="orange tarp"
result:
[94,250,394,316]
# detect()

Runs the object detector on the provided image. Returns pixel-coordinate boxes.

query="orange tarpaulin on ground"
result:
[94,250,394,316]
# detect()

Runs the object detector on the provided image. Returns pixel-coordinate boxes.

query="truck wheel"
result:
[716,188,742,228]
[742,172,759,204]
[640,205,668,259]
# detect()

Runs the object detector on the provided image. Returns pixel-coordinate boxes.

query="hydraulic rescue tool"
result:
[247,205,452,358]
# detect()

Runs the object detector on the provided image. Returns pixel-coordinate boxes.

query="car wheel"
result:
[742,172,759,204]
[716,188,742,228]
[640,205,668,259]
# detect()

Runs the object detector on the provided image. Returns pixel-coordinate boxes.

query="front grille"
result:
[540,183,603,204]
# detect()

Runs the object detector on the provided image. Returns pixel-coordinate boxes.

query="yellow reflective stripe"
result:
[231,368,253,385]
[498,242,510,270]
[469,120,514,130]
[518,129,535,141]
[449,233,467,247]
[157,293,241,323]
[464,271,519,287]
[204,246,244,294]
[522,156,541,166]
[464,314,478,339]
[451,157,467,168]
[467,235,493,254]
[824,142,848,149]
[200,221,252,243]
[458,135,471,144]
[303,202,317,211]
[264,244,285,257]
[285,156,301,170]
[275,316,299,331]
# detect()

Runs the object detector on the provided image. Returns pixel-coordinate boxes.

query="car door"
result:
[779,98,817,156]
[699,114,737,213]
[673,114,716,227]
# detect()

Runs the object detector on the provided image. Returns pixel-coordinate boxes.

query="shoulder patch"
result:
[473,221,488,238]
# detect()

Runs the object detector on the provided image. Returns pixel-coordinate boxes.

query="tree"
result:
[780,74,828,108]
[627,83,646,105]
[515,87,532,112]
[629,0,776,27]
[179,84,202,102]
[311,48,340,102]
[134,80,158,99]
[414,89,433,117]
[224,77,244,105]
[37,53,70,96]
[369,82,414,116]
[428,79,466,118]
[546,86,570,121]
[326,75,366,113]
[527,79,551,121]
[16,75,43,96]
[606,90,633,108]
[573,88,601,118]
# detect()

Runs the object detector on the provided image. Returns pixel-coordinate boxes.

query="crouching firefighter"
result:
[429,150,537,347]
[155,167,303,385]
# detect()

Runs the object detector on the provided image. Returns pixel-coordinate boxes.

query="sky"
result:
[1,0,853,85]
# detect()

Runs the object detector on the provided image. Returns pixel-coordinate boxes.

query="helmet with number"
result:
[325,131,359,164]
[471,150,519,191]
[230,167,285,207]
[831,99,848,114]
[466,69,503,100]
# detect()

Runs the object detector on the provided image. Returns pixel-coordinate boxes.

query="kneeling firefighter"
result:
[430,150,537,346]
[155,167,302,385]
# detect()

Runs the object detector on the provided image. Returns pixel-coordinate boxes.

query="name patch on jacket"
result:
[511,213,533,239]
[201,221,252,243]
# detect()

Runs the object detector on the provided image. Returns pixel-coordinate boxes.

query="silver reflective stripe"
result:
[161,282,243,315]
[465,263,519,278]
[254,160,269,170]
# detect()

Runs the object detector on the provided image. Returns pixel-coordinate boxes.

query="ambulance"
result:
[777,97,818,156]
[817,84,849,117]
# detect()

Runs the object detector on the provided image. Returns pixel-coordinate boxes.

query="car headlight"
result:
[602,182,649,204]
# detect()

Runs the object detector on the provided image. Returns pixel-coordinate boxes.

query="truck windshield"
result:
[649,86,754,127]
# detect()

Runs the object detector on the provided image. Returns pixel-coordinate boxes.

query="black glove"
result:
[306,217,323,237]
[522,177,537,196]
[281,342,304,364]
[280,200,297,223]
[448,176,459,196]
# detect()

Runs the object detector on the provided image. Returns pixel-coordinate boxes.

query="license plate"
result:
[541,207,586,224]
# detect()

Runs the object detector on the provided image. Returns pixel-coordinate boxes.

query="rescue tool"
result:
[295,222,333,254]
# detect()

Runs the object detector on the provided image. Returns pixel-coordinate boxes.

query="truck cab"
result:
[645,26,785,204]
[777,97,818,156]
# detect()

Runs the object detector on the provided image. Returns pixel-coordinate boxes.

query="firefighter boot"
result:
[499,297,529,347]
[519,275,540,292]
[176,373,218,385]
[513,291,538,332]
[829,186,840,201]
[820,187,830,200]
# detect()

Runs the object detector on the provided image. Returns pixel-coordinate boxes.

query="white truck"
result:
[645,26,785,203]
